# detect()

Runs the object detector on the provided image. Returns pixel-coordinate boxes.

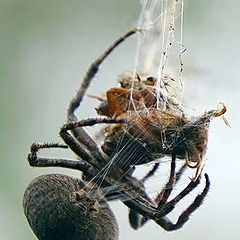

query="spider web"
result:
[132,0,185,110]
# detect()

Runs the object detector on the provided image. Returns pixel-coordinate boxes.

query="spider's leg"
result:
[59,124,101,166]
[121,174,206,230]
[27,142,115,193]
[156,154,177,208]
[60,118,147,195]
[128,209,148,230]
[175,163,187,182]
[32,142,130,202]
[155,174,210,231]
[155,161,187,206]
[60,118,124,164]
[65,29,138,168]
[67,29,138,120]
[128,160,187,230]
[27,143,93,173]
[128,157,183,230]
[159,174,202,216]
[128,162,160,230]
[142,162,160,183]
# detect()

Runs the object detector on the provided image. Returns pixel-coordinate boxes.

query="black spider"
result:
[25,29,210,237]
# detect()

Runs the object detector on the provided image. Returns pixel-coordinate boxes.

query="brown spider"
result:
[26,29,218,235]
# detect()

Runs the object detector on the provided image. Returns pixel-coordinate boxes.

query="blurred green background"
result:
[0,0,239,239]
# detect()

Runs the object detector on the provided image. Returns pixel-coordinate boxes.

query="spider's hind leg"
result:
[156,174,210,231]
[27,142,91,173]
[128,156,187,230]
[128,162,160,230]
[155,159,187,208]
[28,142,68,166]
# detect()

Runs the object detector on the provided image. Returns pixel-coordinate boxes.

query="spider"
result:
[26,29,215,234]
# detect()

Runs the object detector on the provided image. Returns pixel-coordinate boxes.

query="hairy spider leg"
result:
[141,162,160,182]
[26,116,158,220]
[27,142,92,173]
[127,153,209,231]
[156,174,210,231]
[128,156,187,229]
[128,162,160,230]
[60,118,125,165]
[157,155,178,207]
[67,29,138,120]
[64,29,138,166]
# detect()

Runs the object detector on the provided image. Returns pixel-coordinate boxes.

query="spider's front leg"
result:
[27,142,92,173]
[59,117,125,165]
[67,28,138,121]
[128,162,160,229]
[64,29,139,167]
